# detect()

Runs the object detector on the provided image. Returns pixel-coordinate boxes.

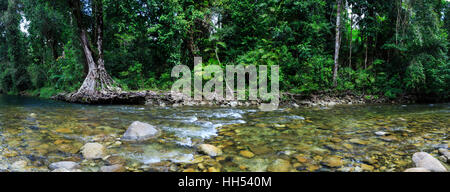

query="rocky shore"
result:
[52,90,416,108]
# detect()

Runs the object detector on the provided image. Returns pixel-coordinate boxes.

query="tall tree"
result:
[333,0,342,87]
[68,0,119,101]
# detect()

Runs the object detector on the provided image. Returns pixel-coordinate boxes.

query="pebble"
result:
[438,148,450,162]
[267,159,292,172]
[360,164,374,171]
[100,164,125,172]
[11,160,28,170]
[374,131,388,136]
[349,138,369,145]
[239,150,255,158]
[52,168,82,172]
[49,161,81,170]
[81,143,105,160]
[198,144,222,157]
[404,167,431,172]
[321,156,344,167]
[295,155,308,163]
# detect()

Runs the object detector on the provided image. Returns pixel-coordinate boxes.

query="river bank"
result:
[48,89,436,108]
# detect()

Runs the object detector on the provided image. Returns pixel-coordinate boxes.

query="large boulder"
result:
[412,152,447,172]
[49,161,81,170]
[81,143,105,159]
[122,121,160,141]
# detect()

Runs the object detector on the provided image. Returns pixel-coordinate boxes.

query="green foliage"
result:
[0,0,447,101]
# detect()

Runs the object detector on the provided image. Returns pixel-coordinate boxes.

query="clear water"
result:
[0,95,448,172]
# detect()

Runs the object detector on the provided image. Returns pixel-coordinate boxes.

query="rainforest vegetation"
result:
[0,0,448,101]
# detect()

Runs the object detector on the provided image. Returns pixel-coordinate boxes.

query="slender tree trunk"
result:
[348,3,352,70]
[94,0,115,91]
[333,0,341,87]
[364,37,368,69]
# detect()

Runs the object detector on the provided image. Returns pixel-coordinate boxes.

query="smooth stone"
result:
[375,131,388,136]
[198,144,222,157]
[105,155,126,165]
[81,143,105,159]
[49,161,81,170]
[295,155,308,163]
[100,164,125,172]
[267,159,292,172]
[52,168,82,172]
[321,156,344,167]
[412,152,447,172]
[438,148,450,162]
[239,150,255,158]
[349,138,369,145]
[122,121,160,141]
[360,164,374,171]
[404,167,431,172]
[11,160,27,170]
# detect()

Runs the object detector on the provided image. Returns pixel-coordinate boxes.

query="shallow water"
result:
[0,95,448,172]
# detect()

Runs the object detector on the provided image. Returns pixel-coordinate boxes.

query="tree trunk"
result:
[348,2,352,70]
[68,0,119,100]
[333,0,341,87]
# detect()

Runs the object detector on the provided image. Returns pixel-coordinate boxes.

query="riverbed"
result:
[0,95,448,172]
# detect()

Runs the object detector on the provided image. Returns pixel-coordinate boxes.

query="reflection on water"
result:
[0,95,448,172]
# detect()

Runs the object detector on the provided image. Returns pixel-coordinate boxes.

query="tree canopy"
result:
[0,0,448,101]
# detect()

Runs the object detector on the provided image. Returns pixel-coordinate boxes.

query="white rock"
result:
[122,121,160,141]
[404,167,431,172]
[49,161,80,170]
[81,143,105,159]
[100,164,125,172]
[230,101,238,107]
[412,152,447,172]
[52,168,82,172]
[438,148,450,161]
[198,144,222,157]
[375,131,388,136]
[11,160,27,170]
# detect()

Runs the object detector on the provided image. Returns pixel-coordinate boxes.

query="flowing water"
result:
[0,95,448,172]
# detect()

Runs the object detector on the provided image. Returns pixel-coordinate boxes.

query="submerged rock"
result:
[438,148,450,162]
[321,156,344,168]
[412,152,447,172]
[11,160,28,171]
[81,143,105,160]
[404,168,431,172]
[349,138,369,145]
[267,159,292,172]
[100,164,125,172]
[52,168,82,172]
[198,144,222,157]
[49,161,81,170]
[122,121,160,141]
[374,131,388,136]
[239,150,255,158]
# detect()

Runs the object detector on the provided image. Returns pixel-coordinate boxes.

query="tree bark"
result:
[348,1,352,69]
[68,0,119,100]
[333,0,341,87]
